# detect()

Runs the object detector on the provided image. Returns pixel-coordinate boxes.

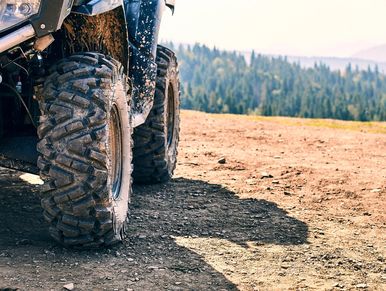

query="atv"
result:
[0,0,180,248]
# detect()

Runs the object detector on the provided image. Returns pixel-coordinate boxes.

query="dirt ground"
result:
[0,110,385,291]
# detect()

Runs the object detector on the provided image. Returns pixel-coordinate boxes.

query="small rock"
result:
[63,283,74,291]
[281,263,291,269]
[148,266,159,270]
[261,172,273,179]
[16,239,31,246]
[272,180,280,184]
[371,188,381,193]
[355,283,368,289]
[246,179,256,185]
[218,157,226,164]
[334,282,345,288]
[284,191,292,196]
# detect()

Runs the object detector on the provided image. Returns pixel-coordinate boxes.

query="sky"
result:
[159,0,386,58]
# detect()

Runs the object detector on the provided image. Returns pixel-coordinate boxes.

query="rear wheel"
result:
[133,45,180,184]
[37,53,132,248]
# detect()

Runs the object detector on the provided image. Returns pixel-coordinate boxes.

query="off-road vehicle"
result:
[0,0,180,248]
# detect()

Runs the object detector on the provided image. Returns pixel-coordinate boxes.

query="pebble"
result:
[355,283,368,289]
[261,172,273,179]
[281,263,291,269]
[333,282,345,288]
[148,266,159,270]
[16,239,31,246]
[218,157,226,164]
[63,283,74,291]
[246,179,256,185]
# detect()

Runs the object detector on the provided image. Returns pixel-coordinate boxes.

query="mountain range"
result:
[240,44,386,73]
[352,44,386,63]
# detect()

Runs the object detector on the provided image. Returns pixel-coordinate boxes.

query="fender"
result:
[74,0,175,16]
[58,2,129,73]
[72,0,123,16]
[125,0,165,127]
[69,0,175,128]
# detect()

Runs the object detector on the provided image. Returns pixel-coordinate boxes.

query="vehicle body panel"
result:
[0,0,176,172]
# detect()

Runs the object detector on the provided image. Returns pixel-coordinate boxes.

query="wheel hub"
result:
[109,104,123,200]
[166,82,175,148]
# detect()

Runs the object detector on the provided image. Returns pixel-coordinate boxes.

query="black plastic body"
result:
[0,0,173,172]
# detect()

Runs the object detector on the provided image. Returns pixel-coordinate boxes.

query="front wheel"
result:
[37,53,132,248]
[133,46,181,184]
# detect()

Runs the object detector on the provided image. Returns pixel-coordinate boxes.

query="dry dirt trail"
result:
[0,110,385,290]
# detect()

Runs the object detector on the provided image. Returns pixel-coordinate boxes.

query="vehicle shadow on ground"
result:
[0,172,308,290]
[0,170,52,247]
[131,177,308,247]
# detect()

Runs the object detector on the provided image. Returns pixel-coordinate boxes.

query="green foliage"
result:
[169,42,386,121]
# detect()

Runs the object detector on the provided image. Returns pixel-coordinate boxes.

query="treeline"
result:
[167,42,386,121]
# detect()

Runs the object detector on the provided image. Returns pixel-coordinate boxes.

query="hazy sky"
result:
[159,0,386,57]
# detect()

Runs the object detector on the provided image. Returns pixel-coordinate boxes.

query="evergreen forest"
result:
[169,43,386,121]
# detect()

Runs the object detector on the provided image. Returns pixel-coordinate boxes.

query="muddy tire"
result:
[37,53,132,248]
[132,46,180,184]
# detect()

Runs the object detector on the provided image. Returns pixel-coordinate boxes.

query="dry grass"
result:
[182,110,386,134]
[250,116,386,134]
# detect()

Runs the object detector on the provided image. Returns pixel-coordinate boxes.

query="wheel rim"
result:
[166,82,175,148]
[109,104,123,200]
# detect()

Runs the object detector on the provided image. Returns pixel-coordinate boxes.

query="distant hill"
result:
[286,55,386,73]
[162,41,386,73]
[241,51,386,73]
[352,44,386,63]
